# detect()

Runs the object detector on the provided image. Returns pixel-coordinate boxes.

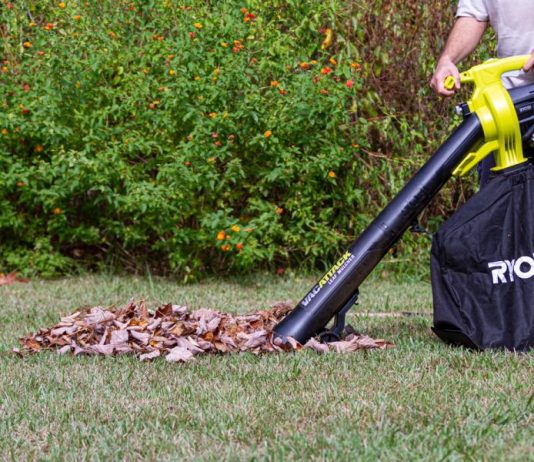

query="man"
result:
[430,0,534,186]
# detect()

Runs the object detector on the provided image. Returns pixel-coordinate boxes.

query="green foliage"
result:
[0,1,496,277]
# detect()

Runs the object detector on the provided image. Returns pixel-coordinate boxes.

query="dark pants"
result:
[478,143,534,188]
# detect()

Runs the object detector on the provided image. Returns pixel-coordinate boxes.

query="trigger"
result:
[453,141,499,176]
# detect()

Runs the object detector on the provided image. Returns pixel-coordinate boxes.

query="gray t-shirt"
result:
[457,0,534,87]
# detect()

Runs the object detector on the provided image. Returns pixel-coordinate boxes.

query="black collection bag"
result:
[431,163,534,351]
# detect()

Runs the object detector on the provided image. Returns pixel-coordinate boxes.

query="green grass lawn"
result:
[0,274,532,461]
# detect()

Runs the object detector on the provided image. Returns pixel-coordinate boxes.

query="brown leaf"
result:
[140,349,160,361]
[86,344,115,355]
[195,337,214,351]
[129,330,150,345]
[128,318,149,328]
[240,330,268,349]
[328,334,389,353]
[0,272,30,286]
[85,307,115,325]
[139,300,148,319]
[59,312,81,323]
[146,319,162,331]
[50,325,78,337]
[169,322,194,336]
[206,317,221,332]
[218,335,237,349]
[172,305,187,316]
[213,341,228,352]
[23,338,42,351]
[155,303,172,317]
[166,346,194,362]
[175,337,203,354]
[203,332,214,342]
[303,338,329,354]
[110,329,129,345]
[57,345,72,355]
[191,308,219,322]
[113,343,133,354]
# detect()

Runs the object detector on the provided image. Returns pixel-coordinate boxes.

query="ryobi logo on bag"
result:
[488,255,534,284]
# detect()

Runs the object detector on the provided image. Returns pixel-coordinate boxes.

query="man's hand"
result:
[430,57,461,97]
[430,17,487,97]
[523,50,534,72]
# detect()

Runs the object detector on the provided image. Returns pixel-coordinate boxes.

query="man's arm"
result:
[430,17,488,96]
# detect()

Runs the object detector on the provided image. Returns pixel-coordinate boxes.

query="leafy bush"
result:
[0,0,496,278]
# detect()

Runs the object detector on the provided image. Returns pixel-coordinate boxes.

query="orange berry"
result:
[169,69,176,76]
[236,243,244,250]
[194,22,202,29]
[270,80,279,87]
[275,207,284,215]
[240,7,248,13]
[300,62,310,70]
[329,57,337,66]
[73,14,81,20]
[217,231,226,241]
[264,130,272,138]
[58,2,66,8]
[1,66,8,73]
[34,145,44,152]
[231,225,240,232]
[23,41,32,49]
[320,67,332,75]
[328,170,337,178]
[52,208,62,215]
[1,128,8,135]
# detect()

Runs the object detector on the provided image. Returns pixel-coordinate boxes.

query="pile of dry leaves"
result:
[16,300,393,362]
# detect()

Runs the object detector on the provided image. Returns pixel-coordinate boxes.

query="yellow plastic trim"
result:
[447,55,530,176]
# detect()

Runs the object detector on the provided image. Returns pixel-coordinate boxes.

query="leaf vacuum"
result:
[274,56,534,351]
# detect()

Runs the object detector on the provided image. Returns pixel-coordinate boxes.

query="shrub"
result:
[0,0,496,278]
